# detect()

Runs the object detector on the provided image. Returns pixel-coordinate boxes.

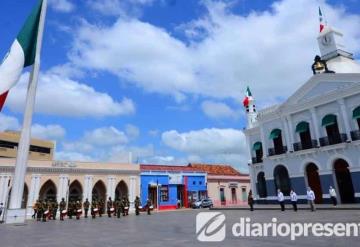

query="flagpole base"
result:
[5,209,26,224]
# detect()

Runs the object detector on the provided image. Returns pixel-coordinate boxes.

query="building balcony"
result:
[293,140,318,152]
[252,157,263,164]
[268,146,287,156]
[319,133,348,147]
[350,130,360,141]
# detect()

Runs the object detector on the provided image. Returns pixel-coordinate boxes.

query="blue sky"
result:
[0,0,359,172]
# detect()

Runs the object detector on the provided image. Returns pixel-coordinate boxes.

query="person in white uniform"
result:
[277,189,285,211]
[290,190,298,212]
[307,187,316,212]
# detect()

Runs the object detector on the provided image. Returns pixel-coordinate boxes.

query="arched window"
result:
[68,180,83,202]
[256,172,267,198]
[39,180,57,201]
[295,121,315,150]
[92,180,106,201]
[269,129,286,155]
[321,114,344,146]
[252,142,263,163]
[351,106,360,141]
[273,165,291,196]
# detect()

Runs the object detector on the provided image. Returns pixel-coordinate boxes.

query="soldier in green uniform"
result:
[48,200,53,220]
[134,196,141,216]
[98,199,104,217]
[33,199,41,219]
[115,199,121,218]
[59,198,66,221]
[146,198,152,215]
[36,200,43,221]
[83,198,90,218]
[42,200,48,222]
[75,200,82,220]
[121,197,126,216]
[52,200,58,220]
[68,200,74,219]
[91,199,97,219]
[107,197,113,218]
[125,197,130,216]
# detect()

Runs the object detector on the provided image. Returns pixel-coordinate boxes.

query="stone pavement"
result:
[0,209,359,247]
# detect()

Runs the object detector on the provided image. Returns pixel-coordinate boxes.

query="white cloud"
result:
[125,124,140,140]
[31,124,66,140]
[87,0,155,17]
[7,72,135,117]
[161,128,249,170]
[0,113,20,131]
[83,126,128,146]
[162,128,247,154]
[49,0,75,13]
[55,151,94,161]
[70,0,360,108]
[107,144,154,163]
[201,100,240,119]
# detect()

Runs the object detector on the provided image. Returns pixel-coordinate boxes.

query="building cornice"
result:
[0,166,140,175]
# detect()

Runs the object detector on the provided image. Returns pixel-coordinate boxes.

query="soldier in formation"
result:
[91,199,98,219]
[83,198,90,218]
[59,198,66,221]
[134,196,141,216]
[107,197,113,218]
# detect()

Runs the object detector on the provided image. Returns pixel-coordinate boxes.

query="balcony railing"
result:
[268,146,287,156]
[293,140,318,152]
[350,130,360,141]
[252,157,263,164]
[319,133,347,147]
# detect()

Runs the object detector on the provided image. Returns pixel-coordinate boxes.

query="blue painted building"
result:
[140,165,207,210]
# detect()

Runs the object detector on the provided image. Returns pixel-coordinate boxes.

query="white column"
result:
[245,134,253,163]
[107,176,116,200]
[83,175,93,203]
[260,125,267,158]
[57,175,69,203]
[337,98,351,140]
[26,174,41,218]
[310,108,321,141]
[0,174,11,205]
[286,115,295,148]
[129,176,136,209]
[282,117,292,152]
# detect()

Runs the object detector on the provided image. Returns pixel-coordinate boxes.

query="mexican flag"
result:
[319,7,325,32]
[242,86,253,107]
[0,0,43,111]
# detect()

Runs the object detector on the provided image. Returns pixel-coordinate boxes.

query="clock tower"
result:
[316,26,360,73]
[317,26,352,60]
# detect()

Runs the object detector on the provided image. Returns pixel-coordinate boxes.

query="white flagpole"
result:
[6,0,47,224]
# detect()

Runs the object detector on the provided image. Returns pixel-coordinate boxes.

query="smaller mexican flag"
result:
[319,7,325,32]
[0,0,43,111]
[243,86,253,107]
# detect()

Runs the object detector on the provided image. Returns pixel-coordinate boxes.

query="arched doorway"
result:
[39,180,57,201]
[68,180,83,201]
[92,180,106,201]
[305,163,323,204]
[256,172,267,198]
[115,180,128,200]
[295,121,313,149]
[7,184,29,209]
[269,129,285,155]
[334,159,355,203]
[273,165,291,196]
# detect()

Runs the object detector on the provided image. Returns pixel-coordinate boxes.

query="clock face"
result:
[321,34,332,46]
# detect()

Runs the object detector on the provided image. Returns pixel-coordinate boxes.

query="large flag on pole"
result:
[0,0,43,110]
[242,86,253,107]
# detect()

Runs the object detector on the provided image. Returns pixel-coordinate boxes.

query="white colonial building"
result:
[245,25,360,204]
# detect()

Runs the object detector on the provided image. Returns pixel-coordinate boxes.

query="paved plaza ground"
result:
[0,208,359,247]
